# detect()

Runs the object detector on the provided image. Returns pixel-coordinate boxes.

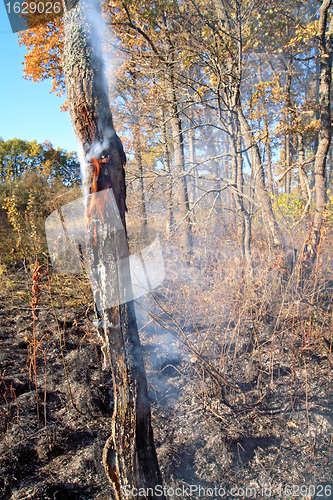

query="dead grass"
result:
[0,217,332,498]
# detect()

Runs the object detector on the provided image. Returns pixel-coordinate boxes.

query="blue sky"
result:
[0,2,77,153]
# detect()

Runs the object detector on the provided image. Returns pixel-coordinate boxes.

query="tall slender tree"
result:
[303,0,333,270]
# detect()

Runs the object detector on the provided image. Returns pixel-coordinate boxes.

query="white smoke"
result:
[72,0,120,196]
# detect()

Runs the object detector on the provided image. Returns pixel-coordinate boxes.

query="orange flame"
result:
[91,157,100,193]
[85,156,110,246]
[85,157,101,225]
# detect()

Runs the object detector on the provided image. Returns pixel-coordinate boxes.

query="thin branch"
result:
[278,156,315,183]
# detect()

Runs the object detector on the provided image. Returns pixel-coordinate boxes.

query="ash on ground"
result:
[0,269,332,500]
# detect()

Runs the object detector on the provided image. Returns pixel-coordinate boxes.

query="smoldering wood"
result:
[62,1,165,497]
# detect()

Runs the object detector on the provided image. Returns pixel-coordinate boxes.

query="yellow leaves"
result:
[201,25,212,42]
[196,85,207,98]
[3,193,22,247]
[127,36,137,48]
[287,421,298,428]
[288,21,318,48]
[304,119,320,134]
[249,75,284,113]
[181,55,194,70]
[209,74,218,87]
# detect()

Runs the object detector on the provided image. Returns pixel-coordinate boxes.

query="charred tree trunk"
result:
[303,0,333,271]
[62,2,164,498]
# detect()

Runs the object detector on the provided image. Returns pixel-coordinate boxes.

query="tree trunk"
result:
[236,122,252,267]
[131,74,148,239]
[262,104,273,193]
[134,127,148,237]
[258,60,273,193]
[303,0,333,270]
[189,124,197,209]
[165,66,193,252]
[212,0,280,251]
[297,132,308,200]
[62,2,164,498]
[161,108,174,237]
[199,124,225,218]
[284,57,293,195]
[329,145,333,185]
[237,103,283,250]
[228,111,252,267]
[314,46,321,156]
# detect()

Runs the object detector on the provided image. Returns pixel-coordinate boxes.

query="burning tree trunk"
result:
[62,1,164,498]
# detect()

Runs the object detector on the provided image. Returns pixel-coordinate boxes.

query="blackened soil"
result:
[0,272,332,500]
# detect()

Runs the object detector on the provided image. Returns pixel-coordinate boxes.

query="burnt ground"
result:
[0,264,332,500]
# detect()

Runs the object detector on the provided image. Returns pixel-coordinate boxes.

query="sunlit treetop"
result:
[18,18,65,98]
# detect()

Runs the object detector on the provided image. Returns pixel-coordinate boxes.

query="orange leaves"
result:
[60,100,68,112]
[18,18,65,97]
[251,75,284,109]
[30,262,48,312]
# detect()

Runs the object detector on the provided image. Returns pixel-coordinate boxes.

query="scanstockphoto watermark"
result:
[121,483,333,498]
[45,188,165,310]
[121,485,228,498]
[121,484,264,498]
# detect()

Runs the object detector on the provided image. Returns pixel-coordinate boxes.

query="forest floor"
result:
[0,251,332,500]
